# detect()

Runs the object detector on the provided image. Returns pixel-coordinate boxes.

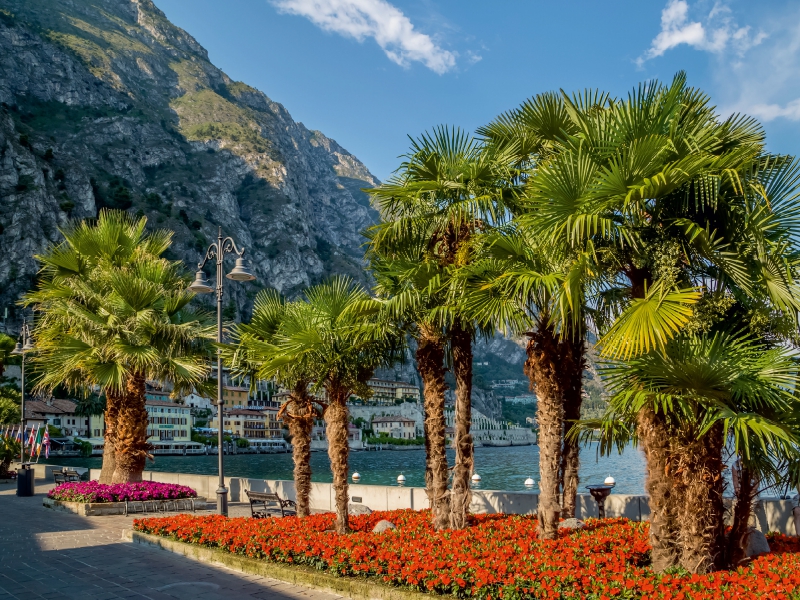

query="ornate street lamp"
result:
[189,227,255,515]
[11,319,34,466]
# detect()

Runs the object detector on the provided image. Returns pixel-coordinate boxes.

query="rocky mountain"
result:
[0,0,380,321]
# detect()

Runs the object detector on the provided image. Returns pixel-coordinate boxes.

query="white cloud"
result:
[746,99,800,122]
[637,0,765,66]
[270,0,456,74]
[717,12,800,124]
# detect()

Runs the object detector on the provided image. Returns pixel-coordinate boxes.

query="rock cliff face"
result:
[0,0,379,320]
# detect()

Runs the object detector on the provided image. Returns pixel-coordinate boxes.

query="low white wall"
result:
[82,468,799,536]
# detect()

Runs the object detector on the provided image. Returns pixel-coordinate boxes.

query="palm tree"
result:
[262,277,401,533]
[366,126,510,530]
[366,238,452,529]
[224,289,323,517]
[26,210,213,482]
[521,73,800,570]
[456,227,592,537]
[594,333,800,571]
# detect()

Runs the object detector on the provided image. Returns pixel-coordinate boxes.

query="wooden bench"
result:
[53,469,81,484]
[245,490,297,518]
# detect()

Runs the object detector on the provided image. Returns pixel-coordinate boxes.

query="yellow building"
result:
[354,379,421,405]
[209,408,281,439]
[222,386,250,408]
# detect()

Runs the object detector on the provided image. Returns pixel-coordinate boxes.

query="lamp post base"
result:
[216,486,228,516]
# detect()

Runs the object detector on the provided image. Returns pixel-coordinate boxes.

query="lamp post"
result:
[11,320,34,465]
[188,227,256,516]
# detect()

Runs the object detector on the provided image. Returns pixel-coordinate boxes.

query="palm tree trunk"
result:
[675,423,725,573]
[559,335,585,519]
[727,460,756,568]
[324,382,351,534]
[449,319,473,530]
[112,372,149,483]
[525,321,563,540]
[637,407,680,572]
[284,382,314,518]
[416,323,449,530]
[98,390,121,484]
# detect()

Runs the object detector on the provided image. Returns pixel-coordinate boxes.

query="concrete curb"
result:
[124,530,433,600]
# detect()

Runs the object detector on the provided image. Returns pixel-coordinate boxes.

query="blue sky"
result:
[155,0,800,181]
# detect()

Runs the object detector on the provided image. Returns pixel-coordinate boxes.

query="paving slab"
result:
[0,479,341,600]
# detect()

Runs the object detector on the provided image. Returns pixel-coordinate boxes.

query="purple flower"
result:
[48,481,197,503]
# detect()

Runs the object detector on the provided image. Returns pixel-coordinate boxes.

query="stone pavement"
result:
[0,478,341,600]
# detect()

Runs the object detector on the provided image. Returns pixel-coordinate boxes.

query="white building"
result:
[371,416,417,439]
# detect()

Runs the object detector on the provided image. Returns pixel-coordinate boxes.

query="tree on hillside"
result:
[26,210,213,482]
[0,333,16,377]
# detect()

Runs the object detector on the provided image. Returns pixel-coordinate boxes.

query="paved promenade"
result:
[0,478,340,600]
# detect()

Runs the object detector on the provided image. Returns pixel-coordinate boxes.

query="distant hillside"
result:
[0,0,379,322]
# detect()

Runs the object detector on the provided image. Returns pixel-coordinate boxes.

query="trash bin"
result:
[16,464,34,497]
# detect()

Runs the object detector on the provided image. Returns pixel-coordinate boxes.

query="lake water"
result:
[47,443,649,494]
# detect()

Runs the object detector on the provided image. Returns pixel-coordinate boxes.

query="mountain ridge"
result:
[0,0,379,321]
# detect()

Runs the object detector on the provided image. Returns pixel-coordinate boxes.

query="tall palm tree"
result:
[522,73,800,571]
[262,277,401,533]
[26,211,213,482]
[365,237,452,529]
[223,289,323,517]
[366,126,510,530]
[478,90,615,524]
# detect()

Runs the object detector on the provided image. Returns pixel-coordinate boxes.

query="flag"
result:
[27,425,36,449]
[35,426,44,458]
[43,428,51,459]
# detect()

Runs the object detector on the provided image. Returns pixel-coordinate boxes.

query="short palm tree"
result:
[262,277,401,533]
[26,210,213,482]
[224,289,323,517]
[456,226,593,537]
[595,332,800,570]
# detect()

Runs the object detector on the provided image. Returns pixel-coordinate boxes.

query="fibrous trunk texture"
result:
[673,423,725,573]
[637,407,679,572]
[281,381,315,518]
[324,382,351,534]
[98,389,121,484]
[559,335,585,519]
[112,372,148,483]
[727,461,756,568]
[449,320,474,530]
[417,323,449,531]
[525,321,564,540]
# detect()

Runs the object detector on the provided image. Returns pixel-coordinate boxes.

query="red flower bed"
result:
[133,510,800,599]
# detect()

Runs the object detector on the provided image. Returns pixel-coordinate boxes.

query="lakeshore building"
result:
[208,408,282,440]
[371,415,417,439]
[22,398,88,436]
[350,379,421,405]
[145,400,191,442]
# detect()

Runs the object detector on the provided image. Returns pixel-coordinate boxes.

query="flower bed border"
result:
[125,529,431,600]
[44,497,209,516]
